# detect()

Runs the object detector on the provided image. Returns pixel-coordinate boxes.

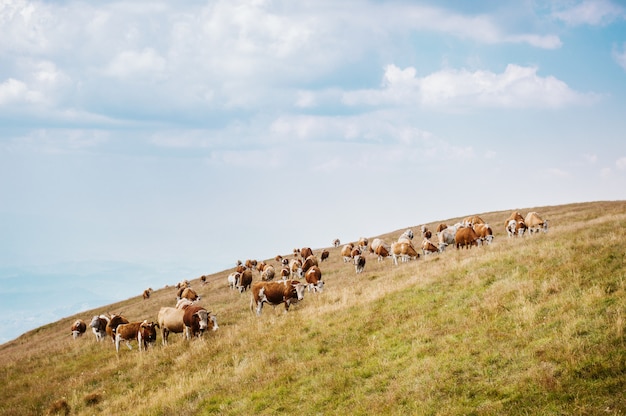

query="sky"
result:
[1,0,626,343]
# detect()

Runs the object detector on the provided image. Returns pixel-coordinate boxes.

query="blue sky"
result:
[1,0,626,343]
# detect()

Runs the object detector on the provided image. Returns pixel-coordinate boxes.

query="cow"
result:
[237,268,253,293]
[390,241,419,265]
[354,255,366,274]
[333,238,340,247]
[89,315,109,342]
[115,320,159,353]
[261,265,276,281]
[300,247,313,260]
[183,305,219,340]
[525,212,549,234]
[106,313,129,343]
[370,238,384,254]
[142,288,153,300]
[516,220,528,237]
[279,265,291,280]
[227,272,240,290]
[437,225,460,252]
[505,211,525,227]
[398,229,414,244]
[320,249,329,262]
[341,243,354,263]
[71,319,87,339]
[302,255,318,274]
[455,226,480,249]
[305,265,324,292]
[357,237,368,253]
[245,259,258,270]
[375,244,390,262]
[350,247,361,259]
[421,238,440,255]
[420,225,432,239]
[462,215,485,227]
[290,258,304,279]
[473,223,494,245]
[179,287,200,302]
[250,280,306,316]
[157,307,186,345]
[436,223,448,233]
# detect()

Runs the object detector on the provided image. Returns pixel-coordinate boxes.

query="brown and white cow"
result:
[473,223,494,245]
[179,287,201,302]
[250,280,306,316]
[89,315,109,342]
[142,288,153,300]
[421,238,440,255]
[420,225,432,239]
[374,244,390,262]
[290,258,304,279]
[455,226,480,249]
[71,319,87,339]
[390,241,419,265]
[115,320,159,353]
[437,224,460,252]
[320,249,329,262]
[525,212,548,234]
[237,268,253,293]
[302,255,319,274]
[245,259,258,270]
[227,272,241,290]
[106,313,129,343]
[341,243,354,263]
[261,265,276,281]
[332,238,341,247]
[304,265,324,292]
[183,305,218,340]
[300,247,313,260]
[357,237,368,253]
[398,229,414,244]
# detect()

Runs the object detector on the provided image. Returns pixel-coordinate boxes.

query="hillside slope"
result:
[1,201,626,415]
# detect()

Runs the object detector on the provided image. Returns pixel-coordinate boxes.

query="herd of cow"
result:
[69,210,548,352]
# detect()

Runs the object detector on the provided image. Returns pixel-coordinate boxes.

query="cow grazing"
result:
[106,313,129,343]
[142,288,153,300]
[455,226,480,249]
[375,244,390,262]
[245,259,258,270]
[302,255,319,274]
[290,258,304,279]
[183,305,219,340]
[280,265,291,280]
[462,215,485,227]
[89,315,109,342]
[333,238,340,247]
[250,280,306,316]
[420,225,432,239]
[261,265,276,281]
[115,320,159,353]
[179,287,201,302]
[505,211,525,227]
[237,268,253,293]
[370,238,384,254]
[421,238,440,255]
[354,255,366,274]
[341,243,354,263]
[398,229,414,244]
[357,237,368,253]
[300,247,313,260]
[525,212,548,234]
[320,250,329,262]
[305,265,324,292]
[473,223,494,245]
[390,242,419,265]
[227,272,240,290]
[437,224,460,252]
[71,319,87,339]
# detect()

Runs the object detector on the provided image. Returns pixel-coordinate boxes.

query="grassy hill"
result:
[1,201,626,415]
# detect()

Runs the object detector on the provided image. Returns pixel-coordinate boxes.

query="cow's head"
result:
[195,310,209,331]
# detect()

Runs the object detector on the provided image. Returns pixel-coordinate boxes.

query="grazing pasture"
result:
[1,201,626,415]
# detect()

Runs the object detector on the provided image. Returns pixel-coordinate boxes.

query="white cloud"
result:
[616,157,626,170]
[547,168,571,178]
[103,48,166,79]
[613,43,626,71]
[343,64,594,110]
[553,0,625,26]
